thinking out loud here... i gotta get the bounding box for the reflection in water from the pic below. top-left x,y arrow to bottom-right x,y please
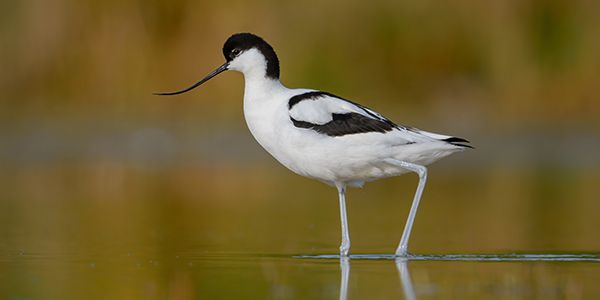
395,258 -> 417,300
3,250 -> 600,298
339,257 -> 350,300
330,253 -> 600,300
333,254 -> 600,300
330,253 -> 600,299
338,257 -> 417,300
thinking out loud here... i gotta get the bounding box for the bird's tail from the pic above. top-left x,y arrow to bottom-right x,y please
410,129 -> 473,149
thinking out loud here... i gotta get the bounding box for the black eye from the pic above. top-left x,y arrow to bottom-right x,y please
231,49 -> 241,57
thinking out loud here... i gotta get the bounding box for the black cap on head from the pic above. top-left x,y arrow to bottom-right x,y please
223,33 -> 280,79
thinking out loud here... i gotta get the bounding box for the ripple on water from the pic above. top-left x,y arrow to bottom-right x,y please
295,253 -> 600,262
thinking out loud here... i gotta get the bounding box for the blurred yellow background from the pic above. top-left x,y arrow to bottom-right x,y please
1,0 -> 600,298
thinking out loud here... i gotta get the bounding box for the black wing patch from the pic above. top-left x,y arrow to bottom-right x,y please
291,112 -> 394,137
289,91 -> 400,137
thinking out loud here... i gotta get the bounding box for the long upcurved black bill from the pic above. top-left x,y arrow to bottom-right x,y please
154,62 -> 229,96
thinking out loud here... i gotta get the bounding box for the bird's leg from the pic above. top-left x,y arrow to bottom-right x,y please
384,159 -> 428,257
336,183 -> 351,257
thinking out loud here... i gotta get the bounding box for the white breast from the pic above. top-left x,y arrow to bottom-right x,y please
242,79 -> 302,169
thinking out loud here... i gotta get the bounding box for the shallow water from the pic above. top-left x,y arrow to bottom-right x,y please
1,164 -> 600,299
2,250 -> 600,299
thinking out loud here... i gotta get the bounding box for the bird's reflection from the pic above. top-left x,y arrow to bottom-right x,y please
337,256 -> 416,300
339,257 -> 350,300
395,258 -> 417,300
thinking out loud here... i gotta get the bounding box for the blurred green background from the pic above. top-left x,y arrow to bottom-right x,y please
1,0 -> 600,299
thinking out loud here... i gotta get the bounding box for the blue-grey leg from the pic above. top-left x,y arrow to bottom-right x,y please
336,183 -> 351,257
395,258 -> 416,300
384,159 -> 428,257
339,256 -> 350,300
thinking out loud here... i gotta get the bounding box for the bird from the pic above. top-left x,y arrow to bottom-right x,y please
155,32 -> 471,257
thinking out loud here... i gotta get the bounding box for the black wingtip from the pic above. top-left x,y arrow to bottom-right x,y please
443,137 -> 474,149
454,143 -> 475,149
444,137 -> 470,144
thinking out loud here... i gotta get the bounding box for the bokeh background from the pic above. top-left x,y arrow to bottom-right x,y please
1,0 -> 600,298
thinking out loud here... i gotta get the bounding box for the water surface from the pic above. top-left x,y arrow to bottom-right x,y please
2,249 -> 600,299
1,165 -> 599,299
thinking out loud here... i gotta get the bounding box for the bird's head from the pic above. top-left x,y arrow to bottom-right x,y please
223,33 -> 279,79
155,33 -> 279,96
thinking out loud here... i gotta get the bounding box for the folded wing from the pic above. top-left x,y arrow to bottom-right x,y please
287,90 -> 472,148
288,91 -> 400,137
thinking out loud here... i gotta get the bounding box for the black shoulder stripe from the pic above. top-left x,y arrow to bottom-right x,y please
291,112 -> 394,137
289,91 -> 330,109
289,91 -> 364,110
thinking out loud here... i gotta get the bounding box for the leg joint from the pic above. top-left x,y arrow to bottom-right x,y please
415,166 -> 427,180
384,159 -> 427,178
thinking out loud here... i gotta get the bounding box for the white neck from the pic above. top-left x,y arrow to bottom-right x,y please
243,75 -> 285,99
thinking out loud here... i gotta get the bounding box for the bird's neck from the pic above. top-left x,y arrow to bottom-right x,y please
242,72 -> 286,99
